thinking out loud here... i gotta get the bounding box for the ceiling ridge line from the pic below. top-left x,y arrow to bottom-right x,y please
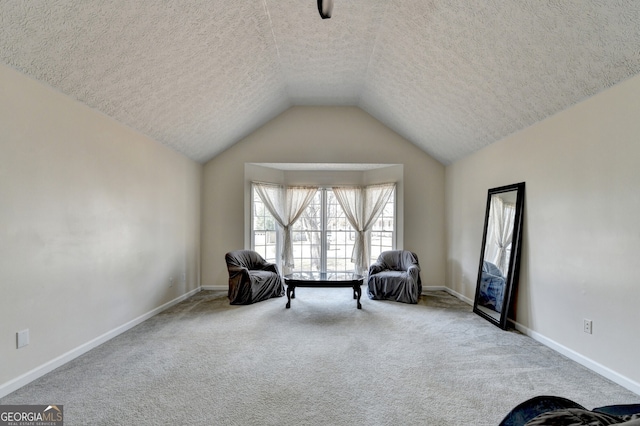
261,0 -> 294,101
359,0 -> 396,104
261,0 -> 281,61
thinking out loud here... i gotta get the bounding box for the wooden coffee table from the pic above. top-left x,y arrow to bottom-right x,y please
284,271 -> 365,309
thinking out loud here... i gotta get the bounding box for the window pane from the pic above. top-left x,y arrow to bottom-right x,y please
294,192 -> 322,271
252,185 -> 395,273
252,187 -> 277,263
327,190 -> 356,273
370,191 -> 394,263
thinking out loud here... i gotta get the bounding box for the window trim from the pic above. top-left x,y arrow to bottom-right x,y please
244,162 -> 404,263
250,182 -> 397,273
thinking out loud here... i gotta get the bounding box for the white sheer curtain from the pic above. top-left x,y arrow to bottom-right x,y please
488,196 -> 516,274
253,182 -> 318,275
332,183 -> 395,275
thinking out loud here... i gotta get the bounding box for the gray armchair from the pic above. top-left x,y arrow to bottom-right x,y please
367,250 -> 422,304
225,250 -> 284,305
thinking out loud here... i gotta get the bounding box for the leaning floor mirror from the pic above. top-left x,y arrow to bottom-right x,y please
473,182 -> 525,329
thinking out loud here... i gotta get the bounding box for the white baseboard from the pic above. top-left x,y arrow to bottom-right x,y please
512,322 -> 640,396
201,285 -> 227,291
0,287 -> 201,399
441,287 -> 474,305
423,285 -> 474,306
428,286 -> 639,395
422,285 -> 447,293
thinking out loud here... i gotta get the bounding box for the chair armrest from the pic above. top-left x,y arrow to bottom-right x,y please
368,262 -> 385,275
261,262 -> 280,275
407,265 -> 420,281
227,266 -> 249,279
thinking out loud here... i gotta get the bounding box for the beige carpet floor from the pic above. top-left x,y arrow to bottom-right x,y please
1,289 -> 638,425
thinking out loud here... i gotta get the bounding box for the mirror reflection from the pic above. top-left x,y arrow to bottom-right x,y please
477,191 -> 517,319
474,183 -> 525,329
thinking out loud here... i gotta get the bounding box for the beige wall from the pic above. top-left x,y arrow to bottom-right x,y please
202,106 -> 445,289
5,55 -> 636,398
0,64 -> 202,393
445,74 -> 640,392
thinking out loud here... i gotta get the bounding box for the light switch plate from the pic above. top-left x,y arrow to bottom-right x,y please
17,329 -> 29,348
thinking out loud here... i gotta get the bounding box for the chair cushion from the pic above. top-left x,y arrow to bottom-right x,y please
375,271 -> 406,279
367,270 -> 419,304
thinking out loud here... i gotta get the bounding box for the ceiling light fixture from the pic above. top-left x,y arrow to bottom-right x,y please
317,0 -> 333,19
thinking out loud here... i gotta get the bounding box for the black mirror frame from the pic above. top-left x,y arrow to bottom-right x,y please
473,182 -> 525,329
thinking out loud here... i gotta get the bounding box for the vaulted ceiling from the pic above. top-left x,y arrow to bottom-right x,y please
2,1 -> 640,165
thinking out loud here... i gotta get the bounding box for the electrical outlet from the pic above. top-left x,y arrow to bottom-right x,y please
169,276 -> 174,287
583,319 -> 592,334
17,329 -> 29,348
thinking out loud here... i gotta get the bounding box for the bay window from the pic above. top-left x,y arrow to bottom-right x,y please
251,183 -> 395,275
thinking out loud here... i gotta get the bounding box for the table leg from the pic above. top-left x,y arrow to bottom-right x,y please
286,285 -> 294,308
354,284 -> 362,309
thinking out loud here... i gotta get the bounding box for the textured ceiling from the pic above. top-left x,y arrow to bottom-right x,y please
1,1 -> 640,165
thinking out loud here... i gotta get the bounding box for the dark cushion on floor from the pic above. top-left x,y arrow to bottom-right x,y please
499,396 -> 586,426
524,408 -> 622,425
500,396 -> 640,426
593,405 -> 640,419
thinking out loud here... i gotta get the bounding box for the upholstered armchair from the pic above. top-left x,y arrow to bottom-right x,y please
225,250 -> 284,305
367,250 -> 422,304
